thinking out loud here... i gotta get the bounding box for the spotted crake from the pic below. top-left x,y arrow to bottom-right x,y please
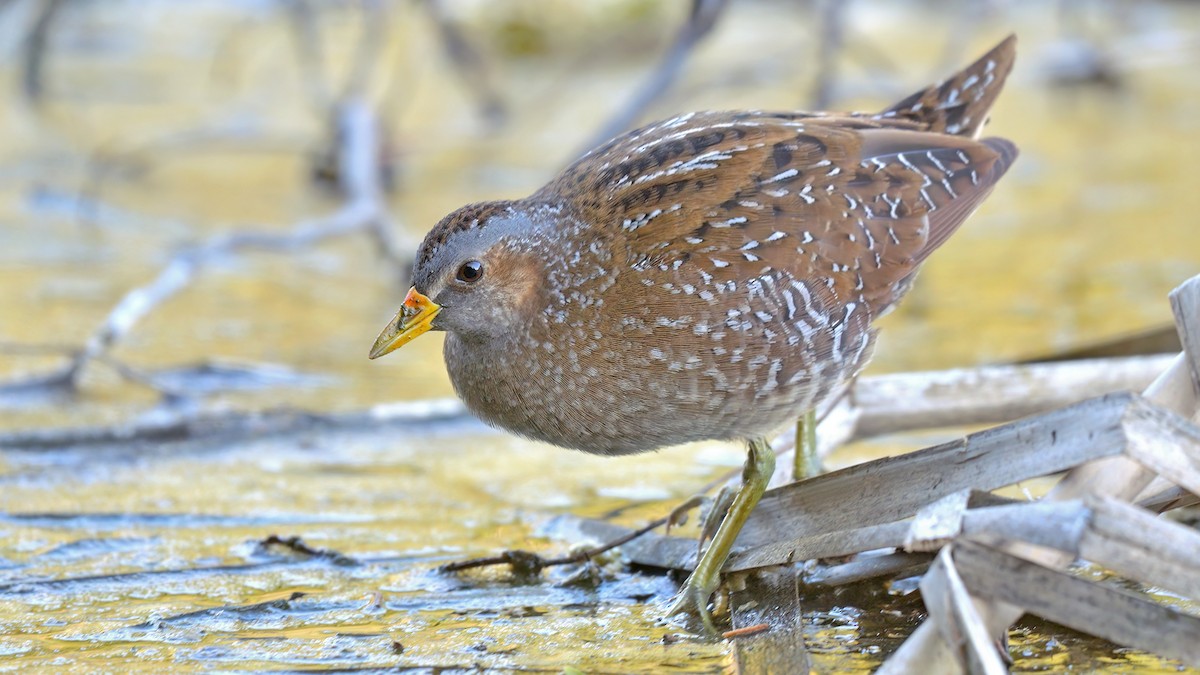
371,34 -> 1019,632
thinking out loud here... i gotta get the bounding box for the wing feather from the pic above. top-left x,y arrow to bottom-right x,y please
544,113 -> 1016,321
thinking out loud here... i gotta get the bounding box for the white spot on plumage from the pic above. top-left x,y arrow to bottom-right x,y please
927,150 -> 949,173
765,168 -> 798,183
920,188 -> 935,209
798,184 -> 815,204
883,194 -> 900,218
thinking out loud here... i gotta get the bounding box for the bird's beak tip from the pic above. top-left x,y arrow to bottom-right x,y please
368,287 -> 440,360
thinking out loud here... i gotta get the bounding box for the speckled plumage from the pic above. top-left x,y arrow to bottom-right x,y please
409,36 -> 1018,456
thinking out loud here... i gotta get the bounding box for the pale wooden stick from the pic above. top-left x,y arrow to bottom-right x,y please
881,275 -> 1200,674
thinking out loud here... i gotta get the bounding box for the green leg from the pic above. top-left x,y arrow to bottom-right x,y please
793,409 -> 819,482
666,437 -> 776,634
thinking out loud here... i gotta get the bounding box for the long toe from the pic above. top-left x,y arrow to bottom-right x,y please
665,572 -> 719,635
665,494 -> 705,534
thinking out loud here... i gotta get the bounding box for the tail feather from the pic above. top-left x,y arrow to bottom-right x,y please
877,34 -> 1017,139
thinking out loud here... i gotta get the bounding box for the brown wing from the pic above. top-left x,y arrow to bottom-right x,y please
540,111 -> 1016,321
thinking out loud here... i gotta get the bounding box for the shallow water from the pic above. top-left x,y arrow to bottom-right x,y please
1,1 -> 1199,672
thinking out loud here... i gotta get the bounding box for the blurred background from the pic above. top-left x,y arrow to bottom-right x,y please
0,0 -> 1198,671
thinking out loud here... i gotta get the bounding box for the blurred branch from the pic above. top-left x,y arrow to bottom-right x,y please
20,0 -> 66,102
578,0 -> 729,155
419,0 -> 507,128
809,0 -> 846,109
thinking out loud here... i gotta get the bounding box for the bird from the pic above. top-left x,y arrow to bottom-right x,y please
370,35 -> 1018,633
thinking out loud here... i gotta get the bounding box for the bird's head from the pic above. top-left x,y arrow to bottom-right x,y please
369,201 -> 548,358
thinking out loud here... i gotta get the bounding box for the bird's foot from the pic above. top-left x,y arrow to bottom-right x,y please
665,567 -> 721,635
664,437 -> 776,637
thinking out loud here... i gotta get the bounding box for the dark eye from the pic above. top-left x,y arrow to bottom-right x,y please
456,260 -> 484,283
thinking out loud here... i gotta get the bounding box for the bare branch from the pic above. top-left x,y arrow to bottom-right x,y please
809,0 -> 846,109
420,0 -> 507,128
20,0 -> 66,102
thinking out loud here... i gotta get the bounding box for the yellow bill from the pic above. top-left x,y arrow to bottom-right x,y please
369,287 -> 441,359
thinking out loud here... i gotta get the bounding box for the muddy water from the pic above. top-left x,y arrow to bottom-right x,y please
1,1 -> 1199,672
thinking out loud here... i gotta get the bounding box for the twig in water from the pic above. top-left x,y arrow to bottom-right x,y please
440,516 -> 669,575
259,534 -> 359,567
723,623 -> 770,639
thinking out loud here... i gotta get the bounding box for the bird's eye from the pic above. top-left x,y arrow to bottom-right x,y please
456,260 -> 484,283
